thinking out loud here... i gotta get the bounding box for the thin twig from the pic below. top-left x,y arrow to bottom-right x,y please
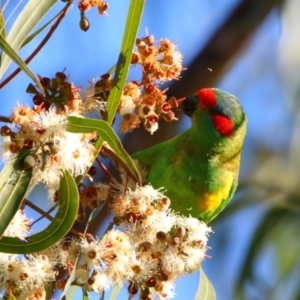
0,115 -> 12,123
24,198 -> 84,238
101,144 -> 141,184
96,157 -> 113,181
0,0 -> 73,89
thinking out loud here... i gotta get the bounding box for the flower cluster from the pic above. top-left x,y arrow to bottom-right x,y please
0,72 -> 105,199
0,210 -> 65,299
78,0 -> 109,15
0,252 -> 58,300
66,185 -> 211,299
0,185 -> 210,299
118,36 -> 183,134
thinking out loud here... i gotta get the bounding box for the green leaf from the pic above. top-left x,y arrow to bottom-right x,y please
0,9 -> 6,38
0,0 -> 57,79
83,289 -> 90,300
0,148 -> 34,238
21,8 -> 62,48
61,285 -> 78,300
195,266 -> 216,300
67,116 -> 141,182
0,170 -> 79,253
109,285 -> 122,300
104,0 -> 145,125
0,34 -> 44,92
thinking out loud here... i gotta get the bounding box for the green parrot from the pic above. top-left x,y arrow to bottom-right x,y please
132,88 -> 247,223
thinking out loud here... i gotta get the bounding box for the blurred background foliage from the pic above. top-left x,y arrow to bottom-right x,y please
1,0 -> 300,299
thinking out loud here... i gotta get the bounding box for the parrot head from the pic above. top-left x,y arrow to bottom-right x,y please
180,88 -> 246,141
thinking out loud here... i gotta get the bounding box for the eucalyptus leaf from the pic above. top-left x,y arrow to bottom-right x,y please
0,148 -> 34,239
109,285 -> 122,300
83,289 -> 90,300
67,116 -> 141,182
104,0 -> 145,125
194,266 -> 216,300
0,9 -> 5,38
0,34 -> 44,92
21,8 -> 63,48
0,170 -> 79,253
0,0 -> 57,78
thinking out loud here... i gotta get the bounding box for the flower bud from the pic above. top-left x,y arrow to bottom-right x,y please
80,12 -> 90,32
174,226 -> 186,238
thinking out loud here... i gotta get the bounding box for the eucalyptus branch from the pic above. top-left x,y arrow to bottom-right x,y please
0,115 -> 12,123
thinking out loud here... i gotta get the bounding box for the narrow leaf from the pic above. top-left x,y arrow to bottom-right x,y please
0,0 -> 57,78
21,9 -> 62,48
67,116 -> 141,182
195,266 -> 216,300
0,34 -> 44,92
0,170 -> 79,253
109,285 -> 122,300
104,0 -> 145,125
0,9 -> 6,38
83,289 -> 90,300
0,148 -> 34,238
61,286 -> 79,300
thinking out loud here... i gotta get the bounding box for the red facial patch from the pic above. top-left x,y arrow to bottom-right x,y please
212,114 -> 233,137
197,88 -> 216,108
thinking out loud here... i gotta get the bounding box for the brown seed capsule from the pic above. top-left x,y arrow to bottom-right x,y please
1,126 -> 11,136
40,77 -> 51,88
23,139 -> 34,149
26,83 -> 39,94
163,110 -> 177,122
145,84 -> 156,94
127,212 -> 137,223
55,72 -> 67,83
167,96 -> 179,108
80,12 -> 90,32
87,276 -> 95,285
144,35 -> 154,46
131,53 -> 139,64
53,191 -> 60,202
145,276 -> 156,287
55,279 -> 67,290
156,231 -> 167,241
138,241 -> 152,252
128,281 -> 138,295
88,166 -> 97,176
33,94 -> 44,105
